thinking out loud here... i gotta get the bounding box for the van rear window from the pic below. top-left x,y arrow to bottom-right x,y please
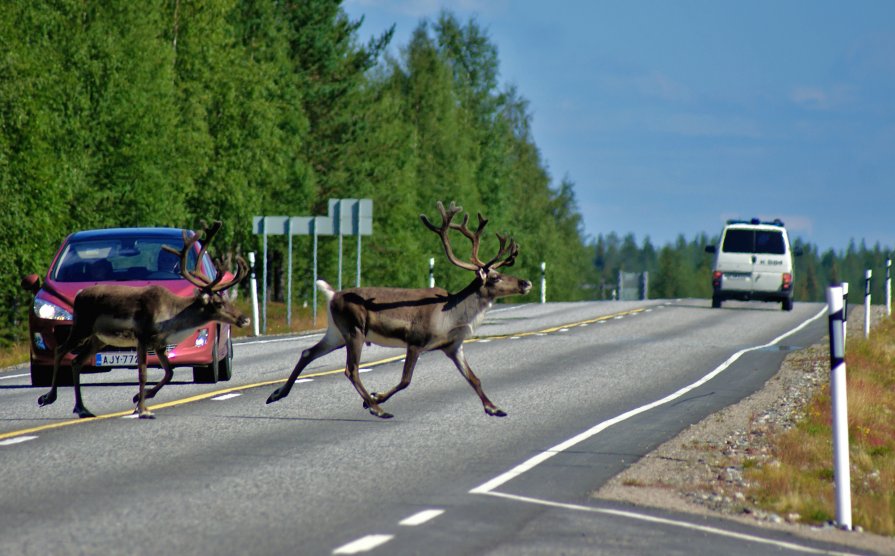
722,229 -> 785,255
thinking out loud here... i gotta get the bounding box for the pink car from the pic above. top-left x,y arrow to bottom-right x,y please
21,227 -> 238,386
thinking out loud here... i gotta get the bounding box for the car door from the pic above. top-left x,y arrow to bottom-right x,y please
719,228 -> 756,292
751,229 -> 787,293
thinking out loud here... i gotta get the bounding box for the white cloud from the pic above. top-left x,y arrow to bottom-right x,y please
789,85 -> 853,110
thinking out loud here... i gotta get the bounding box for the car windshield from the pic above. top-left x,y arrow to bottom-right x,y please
51,237 -> 199,282
722,229 -> 786,255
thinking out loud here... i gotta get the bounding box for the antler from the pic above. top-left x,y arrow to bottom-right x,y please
164,221 -> 248,293
420,201 -> 519,272
420,202 -> 480,272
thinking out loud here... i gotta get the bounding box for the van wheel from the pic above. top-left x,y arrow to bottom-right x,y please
782,298 -> 793,311
711,296 -> 722,309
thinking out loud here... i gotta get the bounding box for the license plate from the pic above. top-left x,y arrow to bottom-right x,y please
724,273 -> 750,281
95,352 -> 138,367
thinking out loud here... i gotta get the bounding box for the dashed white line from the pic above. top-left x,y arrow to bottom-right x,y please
0,436 -> 37,446
332,534 -> 394,554
399,509 -> 444,526
212,393 -> 242,401
0,373 -> 29,381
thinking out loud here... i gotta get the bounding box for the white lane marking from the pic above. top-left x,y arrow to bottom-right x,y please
484,491 -> 858,556
296,378 -> 314,384
399,509 -> 444,526
121,414 -> 140,419
0,373 -> 29,381
332,534 -> 394,554
0,436 -> 38,446
212,393 -> 241,401
359,368 -> 374,373
470,306 -> 827,495
559,328 -> 569,332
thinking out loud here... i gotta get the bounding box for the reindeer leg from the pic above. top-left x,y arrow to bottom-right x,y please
344,332 -> 392,419
368,347 -> 421,406
444,343 -> 506,417
137,348 -> 174,402
38,329 -> 91,408
72,341 -> 101,418
37,348 -> 65,408
135,348 -> 154,419
267,331 -> 344,404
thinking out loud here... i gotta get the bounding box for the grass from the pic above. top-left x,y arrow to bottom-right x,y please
745,314 -> 895,535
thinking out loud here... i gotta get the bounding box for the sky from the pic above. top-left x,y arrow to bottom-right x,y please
342,0 -> 895,253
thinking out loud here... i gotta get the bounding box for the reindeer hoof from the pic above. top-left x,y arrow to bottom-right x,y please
138,412 -> 155,420
266,388 -> 285,404
75,408 -> 96,419
367,405 -> 393,419
486,407 -> 507,417
37,393 -> 56,407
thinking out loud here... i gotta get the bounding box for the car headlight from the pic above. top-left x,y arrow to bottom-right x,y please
34,298 -> 73,321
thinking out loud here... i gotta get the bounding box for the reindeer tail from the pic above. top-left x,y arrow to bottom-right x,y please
316,280 -> 336,302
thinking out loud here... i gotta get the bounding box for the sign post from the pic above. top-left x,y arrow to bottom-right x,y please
253,199 -> 372,332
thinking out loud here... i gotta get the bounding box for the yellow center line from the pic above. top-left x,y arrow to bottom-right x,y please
0,306 -> 648,442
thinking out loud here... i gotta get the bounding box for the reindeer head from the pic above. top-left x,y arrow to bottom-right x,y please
165,221 -> 251,328
420,201 -> 532,299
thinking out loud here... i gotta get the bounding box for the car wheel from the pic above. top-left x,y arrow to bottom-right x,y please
711,296 -> 722,309
217,331 -> 233,382
782,298 -> 794,311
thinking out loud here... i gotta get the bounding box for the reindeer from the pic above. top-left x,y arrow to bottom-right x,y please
37,221 -> 250,419
267,201 -> 532,418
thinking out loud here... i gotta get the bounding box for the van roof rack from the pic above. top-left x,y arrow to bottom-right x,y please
726,218 -> 785,227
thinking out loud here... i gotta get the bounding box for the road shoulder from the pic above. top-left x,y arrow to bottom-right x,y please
594,305 -> 895,555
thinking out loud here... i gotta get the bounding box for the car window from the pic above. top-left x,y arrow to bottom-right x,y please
721,229 -> 786,255
721,229 -> 754,253
52,237 -> 198,282
754,230 -> 785,255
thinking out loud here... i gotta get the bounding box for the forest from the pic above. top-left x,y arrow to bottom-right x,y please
0,1 -> 890,345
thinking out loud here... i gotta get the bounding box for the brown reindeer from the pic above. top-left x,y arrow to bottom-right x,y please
266,201 -> 532,418
37,221 -> 250,419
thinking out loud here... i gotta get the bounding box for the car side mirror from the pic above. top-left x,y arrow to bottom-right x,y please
704,245 -> 716,254
21,274 -> 41,294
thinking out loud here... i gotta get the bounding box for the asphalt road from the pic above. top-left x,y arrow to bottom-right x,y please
0,299 -> 867,555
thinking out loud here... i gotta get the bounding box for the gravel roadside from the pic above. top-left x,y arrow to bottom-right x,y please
594,304 -> 895,555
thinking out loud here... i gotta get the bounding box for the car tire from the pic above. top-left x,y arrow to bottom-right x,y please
782,298 -> 794,311
217,333 -> 233,382
711,296 -> 722,309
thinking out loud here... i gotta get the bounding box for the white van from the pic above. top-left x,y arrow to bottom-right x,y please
705,219 -> 800,311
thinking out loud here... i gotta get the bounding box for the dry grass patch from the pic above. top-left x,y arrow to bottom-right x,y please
745,316 -> 895,535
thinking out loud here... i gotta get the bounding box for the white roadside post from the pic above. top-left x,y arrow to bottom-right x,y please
248,252 -> 261,337
540,262 -> 547,304
826,286 -> 852,530
864,269 -> 872,338
428,257 -> 435,288
841,282 -> 848,351
886,258 -> 892,316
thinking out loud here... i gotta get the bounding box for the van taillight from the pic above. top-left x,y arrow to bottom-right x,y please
712,271 -> 722,287
782,273 -> 792,289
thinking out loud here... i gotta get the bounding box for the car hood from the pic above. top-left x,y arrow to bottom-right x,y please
41,279 -> 197,309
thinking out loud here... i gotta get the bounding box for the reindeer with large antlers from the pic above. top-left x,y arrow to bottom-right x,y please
267,201 -> 532,418
37,221 -> 250,419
